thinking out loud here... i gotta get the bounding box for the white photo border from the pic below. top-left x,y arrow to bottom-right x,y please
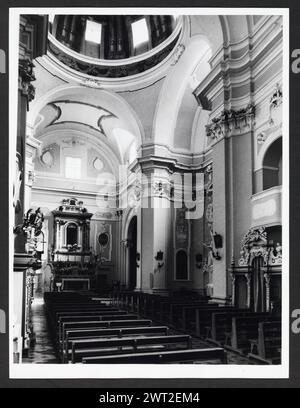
9,7 -> 289,379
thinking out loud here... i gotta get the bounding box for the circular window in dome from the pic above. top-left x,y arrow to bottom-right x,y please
41,150 -> 54,167
93,157 -> 104,171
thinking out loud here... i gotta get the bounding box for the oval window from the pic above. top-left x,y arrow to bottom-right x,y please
93,158 -> 104,171
41,150 -> 54,166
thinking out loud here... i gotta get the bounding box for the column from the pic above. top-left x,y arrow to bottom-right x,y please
264,273 -> 271,312
245,273 -> 252,309
139,162 -> 173,295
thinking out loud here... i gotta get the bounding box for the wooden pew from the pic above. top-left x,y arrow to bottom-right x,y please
70,334 -> 192,363
207,310 -> 255,345
248,321 -> 281,364
55,310 -> 127,319
226,315 -> 280,355
169,302 -> 210,327
82,347 -> 228,364
182,306 -> 224,337
62,326 -> 170,362
59,319 -> 153,346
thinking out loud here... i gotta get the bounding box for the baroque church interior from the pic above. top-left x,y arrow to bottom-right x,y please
13,13 -> 283,365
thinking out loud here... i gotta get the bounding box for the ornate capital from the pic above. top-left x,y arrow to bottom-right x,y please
238,227 -> 268,266
206,103 -> 255,142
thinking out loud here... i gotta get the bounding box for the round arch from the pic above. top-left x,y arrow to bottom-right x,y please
28,84 -> 145,147
256,130 -> 283,171
152,35 -> 212,150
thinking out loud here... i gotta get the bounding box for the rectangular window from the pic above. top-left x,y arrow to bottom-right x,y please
85,20 -> 102,44
131,18 -> 149,48
65,157 -> 81,179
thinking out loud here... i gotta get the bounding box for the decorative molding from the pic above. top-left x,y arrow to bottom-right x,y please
171,44 -> 185,65
18,59 -> 36,105
257,132 -> 267,145
206,103 -> 255,142
269,83 -> 282,125
81,78 -> 102,88
152,179 -> 173,198
48,32 -> 181,79
238,227 -> 268,266
238,226 -> 282,267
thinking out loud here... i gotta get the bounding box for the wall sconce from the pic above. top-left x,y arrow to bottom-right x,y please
155,250 -> 164,269
213,233 -> 223,249
56,282 -> 62,292
195,253 -> 203,269
136,252 -> 140,268
212,233 -> 222,260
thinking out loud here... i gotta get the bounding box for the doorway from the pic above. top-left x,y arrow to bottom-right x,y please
127,216 -> 137,290
252,256 -> 265,312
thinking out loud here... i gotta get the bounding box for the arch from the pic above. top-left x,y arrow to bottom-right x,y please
28,84 -> 145,147
152,35 -> 212,150
66,222 -> 78,246
127,215 -> 137,290
35,127 -> 121,176
262,137 -> 282,190
175,249 -> 188,280
256,130 -> 282,171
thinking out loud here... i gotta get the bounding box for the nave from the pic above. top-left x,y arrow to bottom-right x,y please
22,290 -> 280,365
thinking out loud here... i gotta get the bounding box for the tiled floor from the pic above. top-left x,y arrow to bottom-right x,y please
22,295 -> 58,364
23,295 -> 251,365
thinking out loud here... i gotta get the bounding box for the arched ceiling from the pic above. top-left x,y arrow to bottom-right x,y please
28,14 -> 263,165
30,84 -> 144,166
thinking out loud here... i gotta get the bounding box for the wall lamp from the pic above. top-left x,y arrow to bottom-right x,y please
136,252 -> 140,268
212,233 -> 222,260
155,250 -> 164,269
195,253 -> 203,269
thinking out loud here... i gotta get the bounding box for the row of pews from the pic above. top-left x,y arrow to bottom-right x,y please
110,291 -> 282,365
44,291 -> 227,364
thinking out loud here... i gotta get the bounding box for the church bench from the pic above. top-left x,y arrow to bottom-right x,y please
207,311 -> 270,345
50,303 -> 114,309
226,315 -> 280,354
55,310 -> 127,319
62,326 -> 170,362
70,334 -> 192,363
57,314 -> 138,327
57,314 -> 139,339
50,307 -> 114,314
82,347 -> 228,364
248,321 -> 281,364
170,303 -> 219,329
139,299 -> 208,323
59,319 -> 153,346
182,306 -> 224,336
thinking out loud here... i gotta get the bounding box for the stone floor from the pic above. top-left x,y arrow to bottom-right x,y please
22,296 -> 58,364
22,295 -> 251,365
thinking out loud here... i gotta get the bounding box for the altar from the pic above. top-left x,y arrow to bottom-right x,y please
61,278 -> 90,291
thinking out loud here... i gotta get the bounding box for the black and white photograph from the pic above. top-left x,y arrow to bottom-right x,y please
9,7 -> 289,380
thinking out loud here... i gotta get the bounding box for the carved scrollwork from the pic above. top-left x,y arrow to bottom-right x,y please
19,58 -> 36,104
238,227 -> 268,266
206,103 -> 256,142
269,83 -> 282,125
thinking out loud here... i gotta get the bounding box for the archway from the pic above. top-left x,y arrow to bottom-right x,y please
127,216 -> 137,290
262,137 -> 282,190
251,256 -> 265,312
